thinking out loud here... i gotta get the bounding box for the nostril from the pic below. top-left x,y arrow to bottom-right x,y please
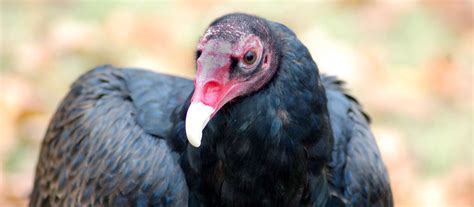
204,81 -> 221,94
203,81 -> 222,104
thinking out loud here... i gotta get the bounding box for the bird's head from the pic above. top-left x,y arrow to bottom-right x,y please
186,13 -> 279,147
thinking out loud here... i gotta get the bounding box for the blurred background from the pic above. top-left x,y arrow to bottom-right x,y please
0,0 -> 472,206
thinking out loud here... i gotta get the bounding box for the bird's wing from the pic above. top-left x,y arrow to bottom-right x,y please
30,65 -> 194,206
322,75 -> 393,207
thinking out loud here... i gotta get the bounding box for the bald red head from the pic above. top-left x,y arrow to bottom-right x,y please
186,13 -> 279,147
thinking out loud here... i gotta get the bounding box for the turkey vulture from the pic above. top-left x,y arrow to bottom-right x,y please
30,13 -> 393,206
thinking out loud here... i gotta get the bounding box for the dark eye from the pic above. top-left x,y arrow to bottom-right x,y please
243,50 -> 257,65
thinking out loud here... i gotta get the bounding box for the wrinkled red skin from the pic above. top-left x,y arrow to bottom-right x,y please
192,34 -> 272,117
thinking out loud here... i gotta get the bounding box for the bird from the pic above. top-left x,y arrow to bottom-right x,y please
30,13 -> 393,207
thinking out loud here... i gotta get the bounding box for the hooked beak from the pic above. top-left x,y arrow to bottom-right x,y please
185,102 -> 214,147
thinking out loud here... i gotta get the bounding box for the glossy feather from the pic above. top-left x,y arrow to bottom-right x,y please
30,65 -> 191,206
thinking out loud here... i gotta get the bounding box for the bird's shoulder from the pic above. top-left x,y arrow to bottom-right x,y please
321,75 -> 393,206
31,65 -> 191,206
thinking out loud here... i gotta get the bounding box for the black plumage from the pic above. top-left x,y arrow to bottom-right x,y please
30,13 -> 392,207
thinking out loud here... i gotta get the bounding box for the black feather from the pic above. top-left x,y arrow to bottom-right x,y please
30,65 -> 191,206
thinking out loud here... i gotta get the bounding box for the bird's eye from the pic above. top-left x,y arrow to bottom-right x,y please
243,50 -> 257,65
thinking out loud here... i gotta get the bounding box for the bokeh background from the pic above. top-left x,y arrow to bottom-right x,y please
0,0 -> 472,206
